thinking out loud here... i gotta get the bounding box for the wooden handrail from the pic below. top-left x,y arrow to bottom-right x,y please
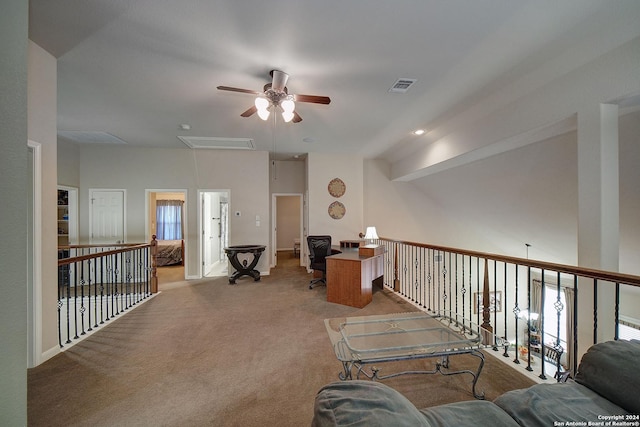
379,237 -> 640,287
58,243 -> 151,266
58,237 -> 158,293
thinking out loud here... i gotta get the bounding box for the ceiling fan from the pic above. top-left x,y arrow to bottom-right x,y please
217,70 -> 330,123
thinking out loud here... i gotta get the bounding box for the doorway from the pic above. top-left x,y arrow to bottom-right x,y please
271,193 -> 303,267
146,190 -> 187,280
199,190 -> 230,277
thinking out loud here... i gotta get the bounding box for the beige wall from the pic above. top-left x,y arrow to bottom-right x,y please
1,0 -> 28,422
307,153 -> 363,244
270,160 -> 305,193
276,196 -> 301,250
75,146 -> 270,277
28,42 -> 60,363
57,139 -> 80,187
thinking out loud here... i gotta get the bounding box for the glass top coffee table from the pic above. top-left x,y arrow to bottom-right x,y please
324,311 -> 486,399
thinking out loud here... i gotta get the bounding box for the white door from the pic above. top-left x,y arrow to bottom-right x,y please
199,190 -> 229,277
202,192 -> 214,274
90,190 -> 125,244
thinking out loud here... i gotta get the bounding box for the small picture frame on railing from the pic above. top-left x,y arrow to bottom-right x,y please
474,291 -> 502,313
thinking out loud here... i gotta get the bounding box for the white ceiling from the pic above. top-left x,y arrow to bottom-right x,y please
28,0 -> 640,161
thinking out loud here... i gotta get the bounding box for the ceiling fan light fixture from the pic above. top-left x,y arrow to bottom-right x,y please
255,96 -> 271,120
282,111 -> 294,122
257,108 -> 270,121
255,97 -> 269,110
281,99 -> 295,113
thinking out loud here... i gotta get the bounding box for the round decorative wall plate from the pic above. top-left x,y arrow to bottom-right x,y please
328,201 -> 346,220
328,178 -> 346,198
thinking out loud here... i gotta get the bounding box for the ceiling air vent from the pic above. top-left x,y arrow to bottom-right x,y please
58,130 -> 127,144
178,136 -> 255,150
389,78 -> 417,93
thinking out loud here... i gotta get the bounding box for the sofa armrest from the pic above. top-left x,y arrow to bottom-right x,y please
312,381 -> 431,427
574,339 -> 640,414
421,400 -> 520,427
494,381 -> 629,426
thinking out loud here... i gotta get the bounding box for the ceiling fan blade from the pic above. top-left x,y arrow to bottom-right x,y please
240,106 -> 257,117
217,86 -> 262,95
270,70 -> 289,93
293,94 -> 331,105
292,111 -> 303,123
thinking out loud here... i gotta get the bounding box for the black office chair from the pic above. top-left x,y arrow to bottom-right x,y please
307,235 -> 332,289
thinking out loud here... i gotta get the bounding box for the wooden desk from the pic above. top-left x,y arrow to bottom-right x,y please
340,239 -> 364,248
326,251 -> 384,308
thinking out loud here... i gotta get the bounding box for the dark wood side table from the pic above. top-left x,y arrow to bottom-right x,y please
224,245 -> 266,284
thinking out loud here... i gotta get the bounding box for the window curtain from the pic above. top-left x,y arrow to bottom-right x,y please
530,279 -> 543,330
156,200 -> 183,240
564,286 -> 575,375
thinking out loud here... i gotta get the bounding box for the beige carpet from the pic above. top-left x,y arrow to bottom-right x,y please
28,251 -> 534,426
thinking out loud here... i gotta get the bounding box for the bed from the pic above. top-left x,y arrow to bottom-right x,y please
156,239 -> 184,266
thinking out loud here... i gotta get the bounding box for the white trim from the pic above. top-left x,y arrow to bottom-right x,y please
41,345 -> 60,363
27,140 -> 42,367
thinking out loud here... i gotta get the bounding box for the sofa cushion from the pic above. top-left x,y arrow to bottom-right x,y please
494,381 -> 629,427
420,400 -> 520,427
312,381 -> 431,427
312,381 -> 519,427
574,339 -> 640,414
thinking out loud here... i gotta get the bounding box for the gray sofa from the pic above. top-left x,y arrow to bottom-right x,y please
312,340 -> 640,427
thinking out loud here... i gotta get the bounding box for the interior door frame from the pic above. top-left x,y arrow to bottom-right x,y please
145,189 -> 188,278
197,189 -> 230,279
271,193 -> 304,267
27,140 -> 42,368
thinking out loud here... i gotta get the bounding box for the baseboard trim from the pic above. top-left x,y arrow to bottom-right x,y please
40,345 -> 60,365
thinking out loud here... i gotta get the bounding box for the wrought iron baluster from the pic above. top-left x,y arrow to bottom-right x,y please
502,262 -> 509,357
614,282 -> 620,340
526,266 -> 533,372
593,279 -> 598,345
492,260 -> 498,352
513,264 -> 520,364
553,271 -> 564,380
539,270 -> 547,380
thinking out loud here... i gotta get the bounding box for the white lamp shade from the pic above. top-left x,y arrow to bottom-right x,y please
282,111 -> 294,122
281,99 -> 295,113
364,226 -> 378,240
257,109 -> 270,121
255,97 -> 269,110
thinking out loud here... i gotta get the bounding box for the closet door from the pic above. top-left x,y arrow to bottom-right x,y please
90,189 -> 125,244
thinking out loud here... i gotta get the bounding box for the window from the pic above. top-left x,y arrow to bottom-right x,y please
542,285 -> 567,349
156,200 -> 183,240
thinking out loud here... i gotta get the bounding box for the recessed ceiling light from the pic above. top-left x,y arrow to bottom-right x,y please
180,124 -> 191,130
413,129 -> 425,135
